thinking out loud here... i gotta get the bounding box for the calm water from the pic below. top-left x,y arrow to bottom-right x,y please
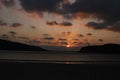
0,51 -> 120,64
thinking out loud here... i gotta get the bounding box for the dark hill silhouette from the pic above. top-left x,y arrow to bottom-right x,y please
80,44 -> 120,53
0,39 -> 46,51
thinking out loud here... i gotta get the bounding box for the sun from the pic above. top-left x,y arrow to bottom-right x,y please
66,45 -> 70,48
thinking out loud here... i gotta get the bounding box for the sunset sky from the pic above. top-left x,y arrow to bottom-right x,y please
0,0 -> 120,51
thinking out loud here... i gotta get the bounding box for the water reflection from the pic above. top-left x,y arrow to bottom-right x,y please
66,62 -> 69,64
0,51 -> 120,64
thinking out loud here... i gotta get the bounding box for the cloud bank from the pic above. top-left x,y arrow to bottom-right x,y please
1,0 -> 120,32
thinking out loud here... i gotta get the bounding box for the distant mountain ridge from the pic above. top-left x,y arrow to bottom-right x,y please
0,39 -> 46,51
80,44 -> 120,53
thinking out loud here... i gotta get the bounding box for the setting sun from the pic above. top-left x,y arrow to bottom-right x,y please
67,45 -> 70,48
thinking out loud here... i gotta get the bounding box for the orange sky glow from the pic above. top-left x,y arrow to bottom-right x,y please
0,0 -> 120,51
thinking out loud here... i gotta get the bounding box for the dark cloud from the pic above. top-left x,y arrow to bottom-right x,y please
9,31 -> 17,38
60,21 -> 72,26
9,31 -> 17,34
72,42 -> 83,45
43,34 -> 50,36
87,33 -> 92,36
46,21 -> 58,26
98,39 -> 103,42
43,42 -> 57,45
78,34 -> 84,37
67,32 -> 71,35
46,21 -> 72,27
72,39 -> 79,41
0,20 -> 8,26
72,42 -> 78,44
10,23 -> 23,28
86,22 -> 108,30
19,0 -> 120,32
44,42 -> 52,45
1,0 -> 15,7
60,42 -> 68,45
86,21 -> 120,32
59,38 -> 67,41
43,37 -> 54,40
30,26 -> 36,29
67,0 -> 120,20
20,0 -> 64,13
19,0 -> 73,19
65,0 -> 120,32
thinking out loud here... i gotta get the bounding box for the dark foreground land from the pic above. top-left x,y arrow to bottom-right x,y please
0,39 -> 46,51
0,63 -> 120,80
80,44 -> 120,53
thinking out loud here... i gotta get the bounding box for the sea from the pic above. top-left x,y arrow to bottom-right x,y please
0,50 -> 120,64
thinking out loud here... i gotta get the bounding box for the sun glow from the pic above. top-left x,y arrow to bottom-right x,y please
66,45 -> 70,48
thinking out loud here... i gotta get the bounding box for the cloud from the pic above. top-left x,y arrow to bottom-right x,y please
9,31 -> 17,34
9,31 -> 17,38
67,32 -> 71,35
0,20 -> 8,26
60,42 -> 68,45
7,0 -> 120,32
86,21 -> 120,32
59,38 -> 67,41
43,34 -> 50,36
46,21 -> 58,26
66,0 -> 120,19
44,42 -> 57,45
86,22 -> 107,30
18,0 -> 120,19
60,21 -> 72,26
19,0 -> 64,13
87,33 -> 92,36
19,0 -> 74,19
98,39 -> 103,42
46,21 -> 72,27
10,23 -> 23,27
72,41 -> 83,45
68,0 -> 120,32
78,34 -> 84,37
43,37 -> 54,40
72,42 -> 78,44
61,31 -> 72,36
44,42 -> 52,45
72,39 -> 79,41
30,26 -> 36,29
